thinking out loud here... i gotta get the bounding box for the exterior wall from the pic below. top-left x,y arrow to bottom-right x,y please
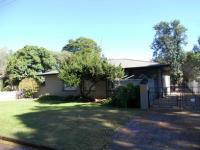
36,75 -> 80,97
36,75 -> 107,98
113,79 -> 141,88
0,91 -> 17,100
85,80 -> 107,99
162,75 -> 170,94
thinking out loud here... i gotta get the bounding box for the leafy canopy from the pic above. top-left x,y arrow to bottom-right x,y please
6,45 -> 56,85
59,37 -> 124,97
183,51 -> 200,81
62,37 -> 101,52
0,48 -> 11,75
151,20 -> 187,84
193,37 -> 200,53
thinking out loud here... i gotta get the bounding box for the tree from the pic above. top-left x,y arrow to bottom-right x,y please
59,38 -> 124,98
183,51 -> 200,81
193,37 -> 200,53
52,51 -> 71,69
0,48 -> 11,75
62,37 -> 101,52
5,45 -> 56,86
151,20 -> 187,84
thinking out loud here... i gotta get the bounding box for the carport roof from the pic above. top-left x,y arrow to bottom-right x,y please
108,59 -> 169,69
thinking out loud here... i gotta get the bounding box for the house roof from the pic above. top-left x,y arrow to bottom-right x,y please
108,59 -> 169,69
37,59 -> 169,76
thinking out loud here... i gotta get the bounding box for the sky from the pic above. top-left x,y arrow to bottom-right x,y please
0,0 -> 199,60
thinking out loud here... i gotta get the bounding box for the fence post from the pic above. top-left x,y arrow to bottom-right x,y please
140,83 -> 149,110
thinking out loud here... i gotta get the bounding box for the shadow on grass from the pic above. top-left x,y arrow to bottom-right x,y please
36,95 -> 95,105
14,103 -> 136,150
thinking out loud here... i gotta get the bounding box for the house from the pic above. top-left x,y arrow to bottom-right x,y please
36,59 -> 170,98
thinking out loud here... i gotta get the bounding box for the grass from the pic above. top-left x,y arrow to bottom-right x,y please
0,100 -> 138,150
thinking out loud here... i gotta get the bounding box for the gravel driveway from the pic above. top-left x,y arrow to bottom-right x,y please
109,109 -> 200,150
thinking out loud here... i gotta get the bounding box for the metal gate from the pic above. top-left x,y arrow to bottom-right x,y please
148,86 -> 200,110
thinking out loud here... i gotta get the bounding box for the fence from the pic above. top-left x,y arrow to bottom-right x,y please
0,91 -> 17,101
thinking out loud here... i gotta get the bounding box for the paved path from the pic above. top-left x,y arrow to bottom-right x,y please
109,109 -> 200,150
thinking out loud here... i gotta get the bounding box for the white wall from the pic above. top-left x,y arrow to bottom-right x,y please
162,75 -> 170,94
0,91 -> 17,101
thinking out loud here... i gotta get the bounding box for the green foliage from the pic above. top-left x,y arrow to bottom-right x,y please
19,78 -> 39,98
0,79 -> 3,91
0,48 -> 11,76
5,45 -> 56,86
183,51 -> 200,81
59,37 -> 124,97
62,37 -> 101,53
151,20 -> 187,84
52,51 -> 71,69
111,83 -> 140,108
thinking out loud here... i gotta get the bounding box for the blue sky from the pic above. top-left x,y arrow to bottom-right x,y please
0,0 -> 199,60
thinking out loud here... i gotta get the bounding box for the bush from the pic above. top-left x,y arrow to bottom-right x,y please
111,83 -> 140,108
38,95 -> 65,102
1,85 -> 13,91
19,78 -> 39,98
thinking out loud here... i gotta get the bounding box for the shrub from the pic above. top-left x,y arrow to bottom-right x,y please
38,95 -> 65,102
111,83 -> 140,108
1,85 -> 13,91
99,98 -> 113,106
19,78 -> 39,98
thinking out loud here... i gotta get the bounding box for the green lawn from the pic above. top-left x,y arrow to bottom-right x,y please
0,100 -> 138,150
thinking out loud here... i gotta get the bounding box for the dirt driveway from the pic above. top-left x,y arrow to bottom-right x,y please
109,109 -> 200,150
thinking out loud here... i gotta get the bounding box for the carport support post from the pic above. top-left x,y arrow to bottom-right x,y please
140,84 -> 149,110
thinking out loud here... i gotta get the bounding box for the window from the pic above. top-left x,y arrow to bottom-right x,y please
63,84 -> 77,91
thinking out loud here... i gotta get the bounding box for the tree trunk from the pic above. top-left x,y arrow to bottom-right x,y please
84,80 -> 98,98
79,80 -> 84,97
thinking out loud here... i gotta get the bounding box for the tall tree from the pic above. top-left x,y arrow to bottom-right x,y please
183,52 -> 200,81
0,48 -> 11,76
62,37 -> 101,53
193,37 -> 200,53
151,20 -> 187,84
59,38 -> 124,98
5,45 -> 56,86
